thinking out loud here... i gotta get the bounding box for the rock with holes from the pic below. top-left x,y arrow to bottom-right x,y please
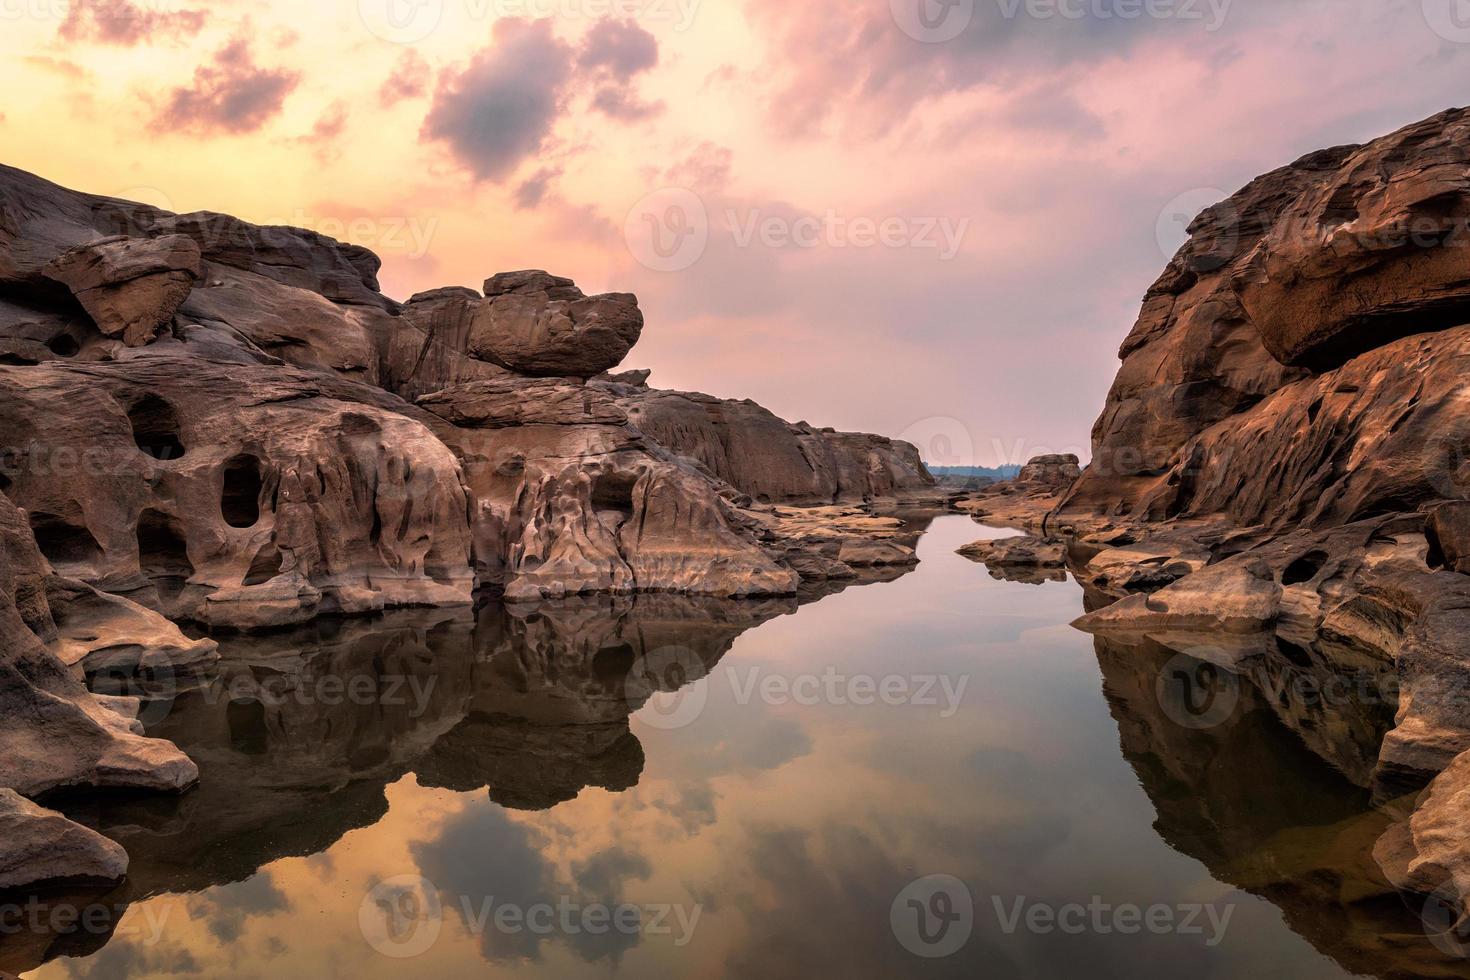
0,491 -> 198,797
1020,108 -> 1470,921
1062,108 -> 1470,530
43,234 -> 201,346
0,351 -> 475,630
419,378 -> 798,599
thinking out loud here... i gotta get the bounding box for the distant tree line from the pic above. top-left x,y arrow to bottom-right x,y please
927,465 -> 1022,480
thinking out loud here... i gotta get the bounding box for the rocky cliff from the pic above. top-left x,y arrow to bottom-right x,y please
1005,107 -> 1470,927
0,163 -> 936,888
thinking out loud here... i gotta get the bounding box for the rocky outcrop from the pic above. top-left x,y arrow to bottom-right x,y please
955,453 -> 1081,535
1232,111 -> 1470,371
0,790 -> 128,890
608,384 -> 936,504
0,160 -> 934,895
419,378 -> 799,600
0,353 -> 476,629
43,234 -> 201,346
957,535 -> 1066,585
0,491 -> 199,799
0,489 -> 200,887
1017,453 -> 1081,487
988,107 -> 1470,927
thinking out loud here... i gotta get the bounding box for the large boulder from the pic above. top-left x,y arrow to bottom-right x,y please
470,271 -> 643,378
1233,108 -> 1470,370
43,234 -> 201,346
1062,107 -> 1470,533
1017,453 -> 1082,488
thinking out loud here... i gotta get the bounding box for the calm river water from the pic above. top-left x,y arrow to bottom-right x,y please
10,515 -> 1467,979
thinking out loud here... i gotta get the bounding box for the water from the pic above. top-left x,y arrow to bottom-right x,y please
8,516 -> 1467,979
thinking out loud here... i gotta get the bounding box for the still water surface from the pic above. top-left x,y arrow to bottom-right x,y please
13,516 -> 1467,979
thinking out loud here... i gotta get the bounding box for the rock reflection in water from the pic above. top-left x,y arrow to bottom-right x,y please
11,514 -> 1470,980
1095,632 -> 1470,979
3,594 -> 797,976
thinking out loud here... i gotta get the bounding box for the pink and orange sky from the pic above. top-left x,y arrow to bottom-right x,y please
5,0 -> 1469,464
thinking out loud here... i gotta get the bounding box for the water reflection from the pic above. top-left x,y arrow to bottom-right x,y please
7,516 -> 1470,979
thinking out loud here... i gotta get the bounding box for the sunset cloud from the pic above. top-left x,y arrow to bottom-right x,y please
6,0 -> 1469,464
421,18 -> 574,182
379,49 -> 431,108
154,36 -> 300,135
579,19 -> 663,120
58,0 -> 206,46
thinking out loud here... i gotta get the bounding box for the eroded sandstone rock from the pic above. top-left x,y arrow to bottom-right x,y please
607,384 -> 937,504
1030,107 -> 1470,924
43,234 -> 201,346
1233,108 -> 1470,370
0,492 -> 198,798
0,789 -> 128,889
0,160 -> 934,836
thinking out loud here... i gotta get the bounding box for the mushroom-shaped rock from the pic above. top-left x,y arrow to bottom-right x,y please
470,270 -> 643,378
43,234 -> 201,347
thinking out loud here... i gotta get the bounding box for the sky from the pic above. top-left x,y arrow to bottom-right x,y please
3,0 -> 1469,466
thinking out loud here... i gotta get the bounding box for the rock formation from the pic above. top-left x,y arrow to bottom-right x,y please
961,107 -> 1470,928
0,162 -> 937,889
0,790 -> 129,890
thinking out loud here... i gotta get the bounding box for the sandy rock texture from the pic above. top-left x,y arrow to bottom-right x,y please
0,161 -> 935,885
956,107 -> 1470,923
